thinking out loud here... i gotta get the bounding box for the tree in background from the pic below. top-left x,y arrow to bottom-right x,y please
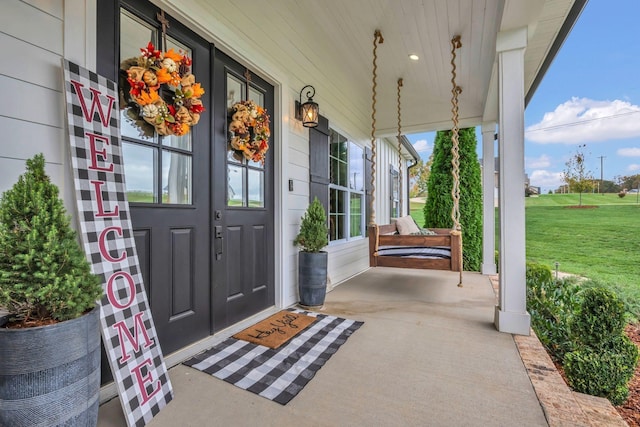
563,144 -> 594,206
423,128 -> 482,271
408,155 -> 433,198
615,174 -> 640,192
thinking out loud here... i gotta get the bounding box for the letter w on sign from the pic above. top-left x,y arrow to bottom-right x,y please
62,59 -> 173,427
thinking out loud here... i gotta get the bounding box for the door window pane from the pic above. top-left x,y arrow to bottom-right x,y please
162,151 -> 192,204
249,87 -> 264,107
227,74 -> 245,109
248,169 -> 264,207
228,164 -> 245,206
226,72 -> 266,207
120,10 -> 155,62
163,133 -> 192,151
122,142 -> 157,203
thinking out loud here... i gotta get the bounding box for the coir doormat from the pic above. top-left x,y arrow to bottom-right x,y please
232,310 -> 317,349
183,309 -> 363,405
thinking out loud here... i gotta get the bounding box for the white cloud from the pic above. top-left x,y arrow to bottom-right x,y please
529,170 -> 564,190
526,97 -> 640,144
412,139 -> 431,153
617,147 -> 640,157
628,164 -> 640,172
526,154 -> 551,169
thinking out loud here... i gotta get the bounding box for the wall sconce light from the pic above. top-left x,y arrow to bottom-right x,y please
295,85 -> 319,128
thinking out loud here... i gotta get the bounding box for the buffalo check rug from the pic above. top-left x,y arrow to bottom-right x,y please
183,309 -> 364,405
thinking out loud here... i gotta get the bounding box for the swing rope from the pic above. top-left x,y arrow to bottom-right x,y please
397,78 -> 404,216
369,30 -> 384,225
450,35 -> 463,286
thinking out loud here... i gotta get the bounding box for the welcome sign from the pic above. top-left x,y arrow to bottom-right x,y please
62,60 -> 172,427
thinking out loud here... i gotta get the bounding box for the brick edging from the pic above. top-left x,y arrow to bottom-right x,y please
514,330 -> 627,426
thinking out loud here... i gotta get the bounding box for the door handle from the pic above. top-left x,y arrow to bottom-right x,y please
215,226 -> 223,260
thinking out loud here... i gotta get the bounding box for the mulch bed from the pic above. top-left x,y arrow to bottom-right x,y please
617,323 -> 640,426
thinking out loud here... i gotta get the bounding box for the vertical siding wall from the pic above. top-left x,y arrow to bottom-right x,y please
1,0 -> 93,211
1,1 -> 67,194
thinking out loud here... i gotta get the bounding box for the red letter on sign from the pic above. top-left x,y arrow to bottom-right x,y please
69,79 -> 115,126
112,312 -> 155,364
86,132 -> 114,172
99,226 -> 126,263
131,357 -> 161,405
106,271 -> 135,309
90,180 -> 119,218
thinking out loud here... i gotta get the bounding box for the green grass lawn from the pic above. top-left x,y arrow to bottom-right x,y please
410,193 -> 640,317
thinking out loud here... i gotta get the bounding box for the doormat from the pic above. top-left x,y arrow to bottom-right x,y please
232,310 -> 317,349
183,309 -> 363,405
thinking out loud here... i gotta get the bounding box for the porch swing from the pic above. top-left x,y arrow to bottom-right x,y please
367,32 -> 463,283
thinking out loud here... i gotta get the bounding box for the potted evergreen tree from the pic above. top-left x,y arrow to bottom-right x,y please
294,197 -> 329,307
0,154 -> 103,426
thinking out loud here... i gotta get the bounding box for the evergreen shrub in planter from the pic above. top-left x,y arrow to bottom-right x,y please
294,197 -> 329,307
0,154 -> 103,426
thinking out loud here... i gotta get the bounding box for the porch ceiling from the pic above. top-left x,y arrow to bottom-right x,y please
186,0 -> 580,137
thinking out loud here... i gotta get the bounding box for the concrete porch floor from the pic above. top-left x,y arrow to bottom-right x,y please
98,268 -> 548,427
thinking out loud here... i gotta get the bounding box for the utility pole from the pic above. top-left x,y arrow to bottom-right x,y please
597,156 -> 605,194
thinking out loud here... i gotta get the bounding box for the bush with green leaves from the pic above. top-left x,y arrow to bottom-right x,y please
423,128 -> 482,271
294,197 -> 329,253
526,264 -> 581,361
564,335 -> 638,405
0,154 -> 101,324
563,287 -> 638,405
570,286 -> 626,348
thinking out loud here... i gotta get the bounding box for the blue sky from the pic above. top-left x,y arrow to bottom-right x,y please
407,0 -> 640,193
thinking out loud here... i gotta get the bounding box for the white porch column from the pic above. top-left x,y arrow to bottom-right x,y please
494,28 -> 530,335
481,122 -> 497,275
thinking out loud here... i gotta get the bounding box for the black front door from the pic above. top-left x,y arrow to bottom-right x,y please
97,0 -> 276,353
212,50 -> 275,330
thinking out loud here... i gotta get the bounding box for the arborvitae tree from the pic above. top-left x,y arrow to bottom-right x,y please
0,154 -> 101,324
423,128 -> 482,271
294,197 -> 329,253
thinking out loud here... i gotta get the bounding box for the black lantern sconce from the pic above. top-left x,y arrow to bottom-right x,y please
295,85 -> 319,128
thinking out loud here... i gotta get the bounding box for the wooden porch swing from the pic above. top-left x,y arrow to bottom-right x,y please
367,32 -> 464,285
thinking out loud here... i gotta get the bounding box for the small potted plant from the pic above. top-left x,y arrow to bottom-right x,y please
294,197 -> 329,307
0,154 -> 103,426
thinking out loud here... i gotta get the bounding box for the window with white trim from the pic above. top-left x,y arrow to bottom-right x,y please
329,129 -> 365,242
390,165 -> 399,218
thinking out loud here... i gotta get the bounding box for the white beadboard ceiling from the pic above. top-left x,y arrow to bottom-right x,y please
172,0 -> 580,137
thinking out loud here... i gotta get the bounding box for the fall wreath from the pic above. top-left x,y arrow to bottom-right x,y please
228,100 -> 270,164
121,42 -> 205,137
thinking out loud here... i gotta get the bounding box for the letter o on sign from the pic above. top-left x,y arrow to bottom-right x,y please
106,271 -> 136,309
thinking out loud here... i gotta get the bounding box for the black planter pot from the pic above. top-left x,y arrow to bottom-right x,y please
0,306 -> 101,427
298,251 -> 328,307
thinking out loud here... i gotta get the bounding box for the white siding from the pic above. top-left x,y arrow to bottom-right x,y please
0,0 -> 65,194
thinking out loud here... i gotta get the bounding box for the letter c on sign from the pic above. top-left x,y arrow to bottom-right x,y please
106,271 -> 136,309
99,226 -> 126,263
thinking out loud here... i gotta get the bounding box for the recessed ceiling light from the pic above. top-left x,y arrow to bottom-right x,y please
409,54 -> 419,61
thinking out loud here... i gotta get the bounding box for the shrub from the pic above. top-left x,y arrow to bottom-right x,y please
564,335 -> 639,405
526,272 -> 581,361
571,287 -> 626,348
0,154 -> 102,324
526,262 -> 553,284
423,128 -> 482,271
294,197 -> 329,253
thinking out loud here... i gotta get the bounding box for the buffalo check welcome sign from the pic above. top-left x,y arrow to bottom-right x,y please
62,59 -> 172,427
